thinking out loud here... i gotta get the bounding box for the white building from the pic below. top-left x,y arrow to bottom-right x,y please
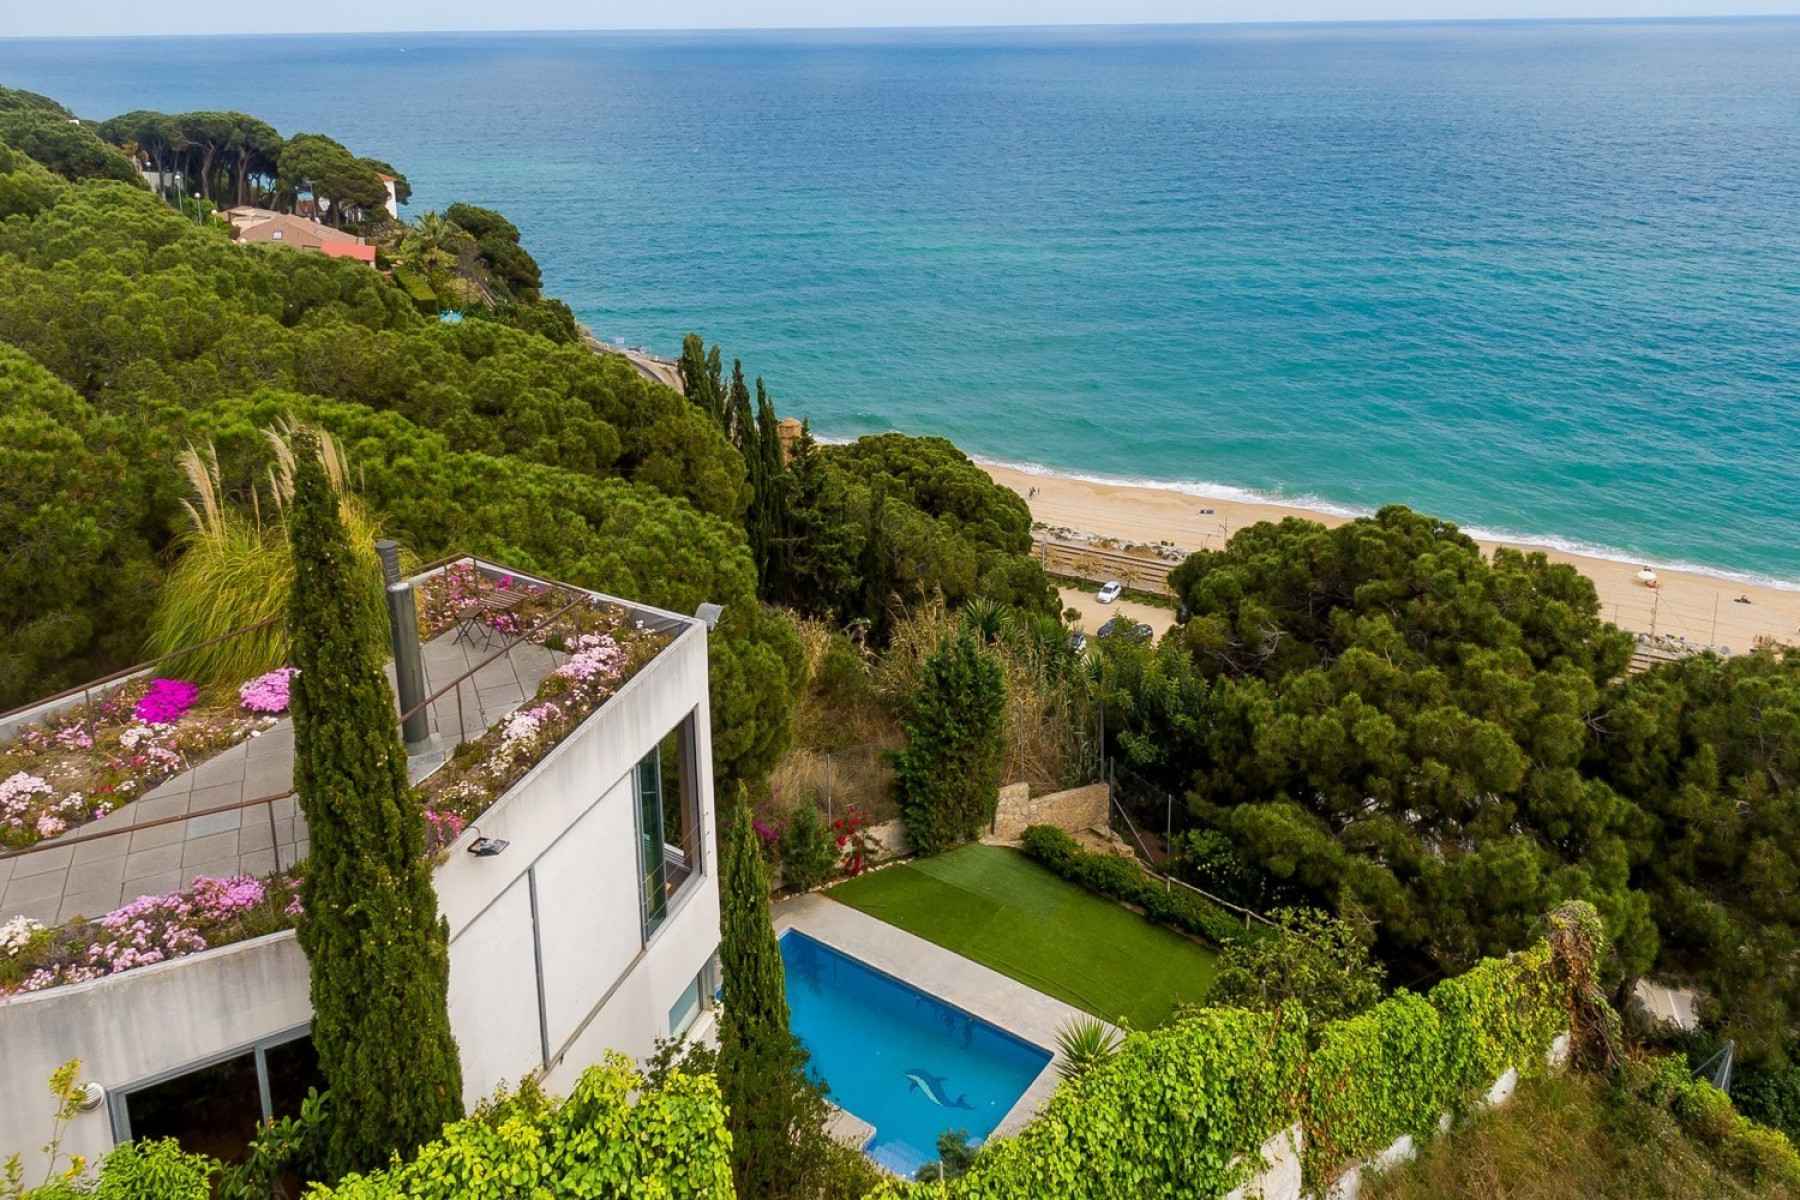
0,560 -> 720,1165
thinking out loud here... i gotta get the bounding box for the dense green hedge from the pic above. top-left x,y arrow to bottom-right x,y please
884,931 -> 1573,1198
1019,824 -> 1258,948
310,1056 -> 732,1199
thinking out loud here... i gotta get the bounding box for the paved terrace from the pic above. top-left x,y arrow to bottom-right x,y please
0,631 -> 559,927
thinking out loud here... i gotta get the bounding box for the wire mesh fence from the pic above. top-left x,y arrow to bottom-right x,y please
1105,759 -> 1276,929
767,740 -> 902,825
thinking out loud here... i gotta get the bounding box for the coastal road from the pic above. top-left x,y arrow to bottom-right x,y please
1059,587 -> 1178,642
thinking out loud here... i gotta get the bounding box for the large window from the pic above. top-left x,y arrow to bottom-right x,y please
636,713 -> 702,941
114,1029 -> 324,1163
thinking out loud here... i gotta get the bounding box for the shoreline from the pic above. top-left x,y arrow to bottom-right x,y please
980,461 -> 1800,653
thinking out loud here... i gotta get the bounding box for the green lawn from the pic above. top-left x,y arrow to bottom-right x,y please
825,843 -> 1216,1029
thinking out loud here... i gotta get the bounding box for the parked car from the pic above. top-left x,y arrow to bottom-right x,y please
1096,580 -> 1123,604
1068,632 -> 1089,655
1097,616 -> 1152,643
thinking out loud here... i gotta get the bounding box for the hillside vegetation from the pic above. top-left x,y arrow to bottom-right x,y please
1098,507 -> 1800,1067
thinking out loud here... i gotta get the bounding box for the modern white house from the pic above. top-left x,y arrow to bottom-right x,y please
0,559 -> 721,1167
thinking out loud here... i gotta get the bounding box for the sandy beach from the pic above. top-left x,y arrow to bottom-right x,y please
985,463 -> 1800,654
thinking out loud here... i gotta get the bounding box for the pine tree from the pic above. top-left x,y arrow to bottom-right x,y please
894,630 -> 1008,854
718,784 -> 820,1198
286,432 -> 463,1177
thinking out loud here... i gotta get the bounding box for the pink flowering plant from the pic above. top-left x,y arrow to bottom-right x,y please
417,600 -> 668,830
414,562 -> 549,640
239,668 -> 298,714
134,678 -> 201,725
0,675 -> 282,852
0,871 -> 303,997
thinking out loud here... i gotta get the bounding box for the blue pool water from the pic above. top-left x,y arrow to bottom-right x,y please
779,930 -> 1052,1177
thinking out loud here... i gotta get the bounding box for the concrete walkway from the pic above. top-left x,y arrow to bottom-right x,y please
0,631 -> 559,926
773,892 -> 1101,1146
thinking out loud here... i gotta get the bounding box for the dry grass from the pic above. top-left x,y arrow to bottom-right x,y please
1364,1071 -> 1793,1200
145,428 -> 397,688
768,602 -> 1092,825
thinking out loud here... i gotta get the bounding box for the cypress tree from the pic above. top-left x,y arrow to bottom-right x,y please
718,784 -> 817,1198
858,480 -> 892,642
726,359 -> 755,449
678,332 -> 725,426
286,432 -> 463,1177
747,379 -> 790,596
894,630 -> 1008,855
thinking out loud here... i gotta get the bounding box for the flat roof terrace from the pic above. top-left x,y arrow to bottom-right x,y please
0,558 -> 686,929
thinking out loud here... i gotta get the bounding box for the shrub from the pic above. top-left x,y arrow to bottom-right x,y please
778,803 -> 839,892
1018,824 -> 1254,947
894,631 -> 1006,855
309,1056 -> 732,1199
1053,1017 -> 1122,1081
1212,907 -> 1384,1027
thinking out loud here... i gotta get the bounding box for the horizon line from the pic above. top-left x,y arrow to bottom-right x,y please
6,13 -> 1800,42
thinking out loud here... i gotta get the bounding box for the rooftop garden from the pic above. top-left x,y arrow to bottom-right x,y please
0,559 -> 672,995
0,871 -> 304,997
412,567 -> 671,845
0,671 -> 291,852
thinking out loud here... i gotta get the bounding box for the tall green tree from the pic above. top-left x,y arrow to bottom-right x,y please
718,786 -> 819,1199
748,380 -> 789,596
679,333 -> 725,428
286,431 -> 463,1176
894,629 -> 1008,854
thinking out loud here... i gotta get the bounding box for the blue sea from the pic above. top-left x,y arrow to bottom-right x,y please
4,21 -> 1799,582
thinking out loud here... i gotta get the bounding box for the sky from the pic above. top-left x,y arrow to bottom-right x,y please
2,1 -> 1799,39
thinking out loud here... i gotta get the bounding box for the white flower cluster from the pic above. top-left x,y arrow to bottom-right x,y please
0,915 -> 45,957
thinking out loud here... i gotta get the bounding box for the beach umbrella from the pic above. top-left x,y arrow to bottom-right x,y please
1637,568 -> 1658,584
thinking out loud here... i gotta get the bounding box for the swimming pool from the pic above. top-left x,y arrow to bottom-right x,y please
779,929 -> 1053,1178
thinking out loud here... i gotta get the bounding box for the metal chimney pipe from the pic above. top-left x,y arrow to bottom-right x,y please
387,581 -> 430,748
374,539 -> 401,586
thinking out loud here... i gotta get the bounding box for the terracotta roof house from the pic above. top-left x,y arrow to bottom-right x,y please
224,208 -> 376,265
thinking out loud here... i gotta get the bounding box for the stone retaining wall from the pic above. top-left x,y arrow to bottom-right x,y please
992,782 -> 1109,841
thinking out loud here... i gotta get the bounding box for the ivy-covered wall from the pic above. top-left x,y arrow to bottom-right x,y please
885,941 -> 1569,1198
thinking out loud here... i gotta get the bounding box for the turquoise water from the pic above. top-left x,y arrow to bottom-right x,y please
780,930 -> 1051,1177
4,21 -> 1800,581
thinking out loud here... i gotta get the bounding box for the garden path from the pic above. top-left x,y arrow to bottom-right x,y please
0,632 -> 559,926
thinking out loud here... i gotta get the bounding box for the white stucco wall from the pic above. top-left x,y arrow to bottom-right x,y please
0,609 -> 719,1162
0,932 -> 313,1167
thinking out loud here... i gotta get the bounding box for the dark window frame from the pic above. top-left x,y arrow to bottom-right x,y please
108,1023 -> 314,1147
634,710 -> 704,945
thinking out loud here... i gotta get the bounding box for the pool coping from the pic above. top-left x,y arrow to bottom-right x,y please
773,893 -> 1109,1150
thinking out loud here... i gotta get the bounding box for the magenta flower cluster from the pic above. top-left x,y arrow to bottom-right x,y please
134,679 -> 200,725
239,668 -> 298,714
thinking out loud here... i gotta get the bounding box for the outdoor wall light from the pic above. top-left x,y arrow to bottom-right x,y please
465,827 -> 510,857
